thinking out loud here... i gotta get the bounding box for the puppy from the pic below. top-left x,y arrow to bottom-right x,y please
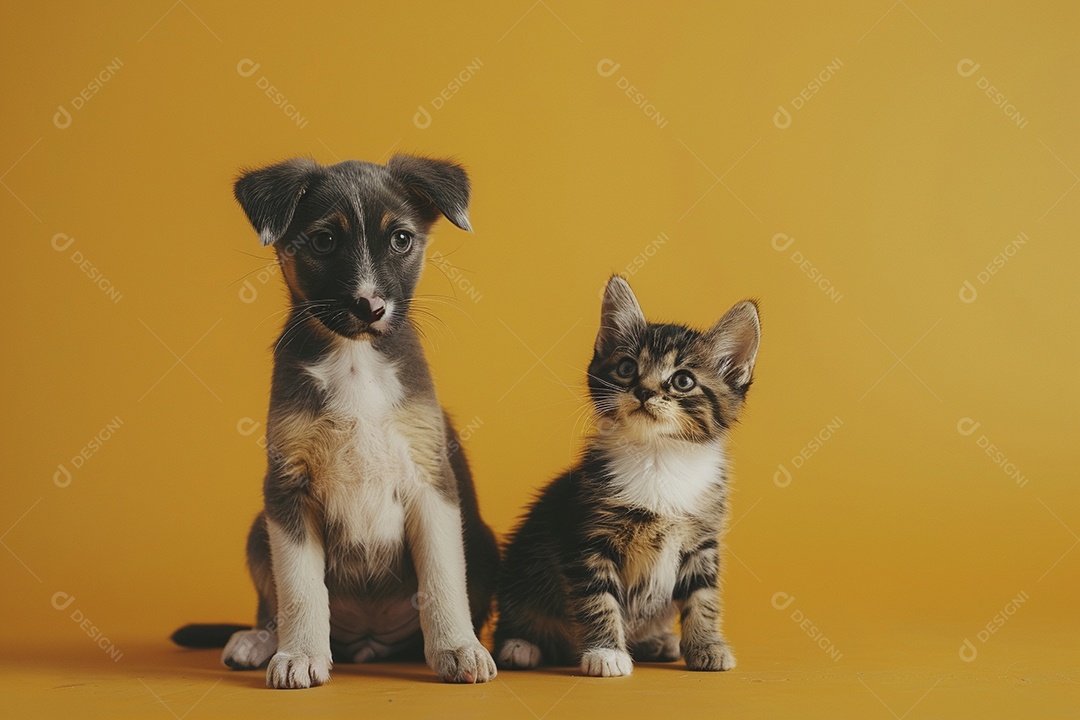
172,155 -> 499,688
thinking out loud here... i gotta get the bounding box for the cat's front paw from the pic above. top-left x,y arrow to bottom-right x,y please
266,651 -> 332,689
223,629 -> 277,669
683,641 -> 736,671
580,648 -> 633,677
497,638 -> 542,669
631,632 -> 681,662
428,642 -> 497,683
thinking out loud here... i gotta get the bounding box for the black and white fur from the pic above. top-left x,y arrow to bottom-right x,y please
173,156 -> 499,688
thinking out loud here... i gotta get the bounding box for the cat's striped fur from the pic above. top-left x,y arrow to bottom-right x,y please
494,275 -> 760,676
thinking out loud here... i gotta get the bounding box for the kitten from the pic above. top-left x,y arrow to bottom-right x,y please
494,275 -> 760,677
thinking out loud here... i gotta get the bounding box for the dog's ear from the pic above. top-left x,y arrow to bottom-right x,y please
386,154 -> 472,232
234,158 -> 320,246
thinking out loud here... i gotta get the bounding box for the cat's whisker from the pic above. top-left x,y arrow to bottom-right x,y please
551,359 -> 626,395
524,397 -> 588,413
586,374 -> 624,393
570,406 -> 601,440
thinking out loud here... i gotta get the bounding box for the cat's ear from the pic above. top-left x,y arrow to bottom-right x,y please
234,158 -> 321,246
706,300 -> 761,389
595,275 -> 646,356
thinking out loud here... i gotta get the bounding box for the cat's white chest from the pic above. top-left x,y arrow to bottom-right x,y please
605,439 -> 726,516
303,341 -> 415,552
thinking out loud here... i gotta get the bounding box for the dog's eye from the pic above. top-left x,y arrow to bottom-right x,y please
390,230 -> 413,254
670,371 -> 696,392
615,358 -> 637,380
310,231 -> 335,254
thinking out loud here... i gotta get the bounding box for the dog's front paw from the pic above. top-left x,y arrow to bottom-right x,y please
266,651 -> 332,689
580,648 -> 633,677
683,641 -> 736,671
428,642 -> 497,683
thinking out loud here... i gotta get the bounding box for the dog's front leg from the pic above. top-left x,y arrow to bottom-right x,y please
407,483 -> 497,683
264,514 -> 333,689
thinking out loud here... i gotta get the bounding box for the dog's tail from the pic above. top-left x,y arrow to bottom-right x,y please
171,623 -> 250,648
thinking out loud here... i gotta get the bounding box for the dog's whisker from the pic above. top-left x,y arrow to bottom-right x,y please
227,261 -> 279,288
254,301 -> 326,332
407,308 -> 457,345
426,243 -> 466,261
274,306 -> 326,354
424,259 -> 466,304
412,293 -> 463,303
231,248 -> 276,261
407,317 -> 429,342
408,295 -> 477,325
254,308 -> 294,332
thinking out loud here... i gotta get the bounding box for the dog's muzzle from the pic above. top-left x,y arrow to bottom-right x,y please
350,294 -> 386,323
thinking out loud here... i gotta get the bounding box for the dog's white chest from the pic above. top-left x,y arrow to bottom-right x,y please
303,341 -> 416,551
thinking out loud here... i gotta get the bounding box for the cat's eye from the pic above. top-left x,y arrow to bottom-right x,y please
670,371 -> 696,392
390,229 -> 414,254
310,231 -> 335,254
615,358 -> 637,379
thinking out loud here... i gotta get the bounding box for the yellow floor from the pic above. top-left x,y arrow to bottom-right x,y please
5,623 -> 1075,719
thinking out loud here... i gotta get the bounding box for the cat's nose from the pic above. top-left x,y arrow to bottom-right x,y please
351,294 -> 386,322
634,387 -> 657,404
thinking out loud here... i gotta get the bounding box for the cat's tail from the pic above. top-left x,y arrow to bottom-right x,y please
171,623 -> 250,648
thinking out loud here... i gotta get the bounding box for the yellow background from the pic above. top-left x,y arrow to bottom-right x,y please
2,1 -> 1076,717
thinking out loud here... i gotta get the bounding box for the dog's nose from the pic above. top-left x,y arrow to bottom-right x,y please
351,294 -> 386,323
